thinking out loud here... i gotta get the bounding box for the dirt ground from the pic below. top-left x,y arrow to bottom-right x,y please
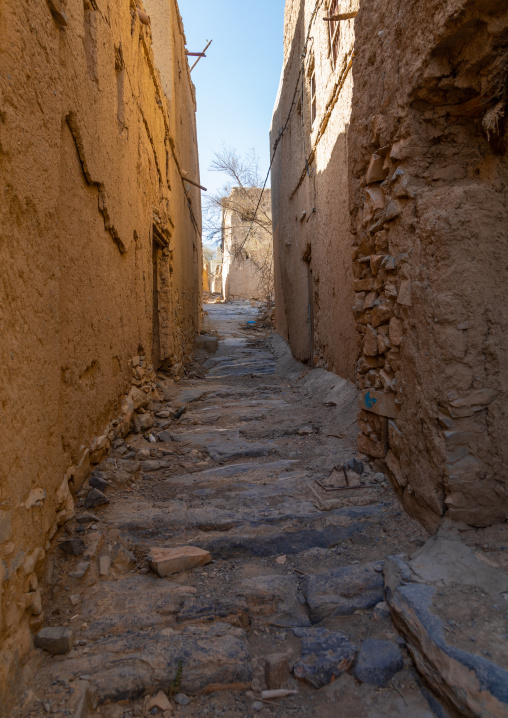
14,301 -> 457,718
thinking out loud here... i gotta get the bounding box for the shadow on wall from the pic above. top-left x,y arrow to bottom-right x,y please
271,0 -> 309,361
271,0 -> 357,380
348,0 -> 508,531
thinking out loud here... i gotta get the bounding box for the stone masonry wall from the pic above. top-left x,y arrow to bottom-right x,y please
273,0 -> 507,532
0,0 -> 201,702
349,0 -> 508,530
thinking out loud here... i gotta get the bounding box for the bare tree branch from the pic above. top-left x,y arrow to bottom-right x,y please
204,146 -> 274,300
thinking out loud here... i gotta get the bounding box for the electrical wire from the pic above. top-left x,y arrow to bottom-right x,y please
234,0 -> 325,256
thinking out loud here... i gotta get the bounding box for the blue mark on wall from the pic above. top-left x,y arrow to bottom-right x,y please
364,391 -> 378,409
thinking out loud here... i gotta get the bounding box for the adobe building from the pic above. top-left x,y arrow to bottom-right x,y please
203,246 -> 223,294
271,0 -> 508,531
222,188 -> 273,301
0,0 -> 201,700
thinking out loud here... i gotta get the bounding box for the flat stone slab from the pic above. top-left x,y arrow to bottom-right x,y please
385,525 -> 508,717
177,595 -> 249,627
35,627 -> 74,654
168,428 -> 278,462
239,575 -> 310,627
175,388 -> 207,404
302,560 -> 385,623
201,523 -> 360,560
149,546 -> 211,576
39,623 -> 252,702
205,438 -> 277,463
293,627 -> 358,688
353,639 -> 404,687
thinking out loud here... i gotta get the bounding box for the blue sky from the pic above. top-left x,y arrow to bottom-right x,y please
178,0 -> 285,201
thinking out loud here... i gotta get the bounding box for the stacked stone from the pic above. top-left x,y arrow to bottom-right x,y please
352,144 -> 414,482
0,352 -> 160,664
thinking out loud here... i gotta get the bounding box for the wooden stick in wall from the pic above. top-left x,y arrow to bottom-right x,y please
323,11 -> 358,21
137,8 -> 151,26
191,40 -> 213,72
181,171 -> 207,192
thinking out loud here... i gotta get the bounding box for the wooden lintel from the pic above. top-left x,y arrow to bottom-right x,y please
323,11 -> 358,21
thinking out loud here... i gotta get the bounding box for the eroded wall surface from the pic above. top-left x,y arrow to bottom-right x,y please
270,0 -> 357,375
273,0 -> 508,532
350,0 -> 508,531
0,0 -> 201,700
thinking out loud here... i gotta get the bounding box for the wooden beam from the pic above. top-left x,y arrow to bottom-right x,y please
323,11 -> 358,21
191,40 -> 213,72
181,172 -> 207,191
186,51 -> 206,57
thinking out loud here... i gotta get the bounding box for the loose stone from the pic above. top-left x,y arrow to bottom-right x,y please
35,627 -> 74,655
84,489 -> 110,509
58,539 -> 85,556
148,546 -> 212,576
353,639 -> 403,687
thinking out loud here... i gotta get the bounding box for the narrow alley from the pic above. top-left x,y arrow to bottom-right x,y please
2,0 -> 508,716
13,302 -> 508,718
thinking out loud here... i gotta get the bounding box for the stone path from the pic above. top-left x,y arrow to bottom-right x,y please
17,301 -> 508,718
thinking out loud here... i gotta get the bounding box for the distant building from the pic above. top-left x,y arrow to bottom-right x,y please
221,188 -> 273,301
203,246 -> 223,294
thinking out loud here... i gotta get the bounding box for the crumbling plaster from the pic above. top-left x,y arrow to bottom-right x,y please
271,0 -> 357,376
0,0 -> 201,700
350,0 -> 508,531
272,0 -> 508,531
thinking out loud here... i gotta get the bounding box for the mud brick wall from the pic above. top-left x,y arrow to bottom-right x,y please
349,0 -> 508,531
271,0 -> 358,376
0,0 -> 201,700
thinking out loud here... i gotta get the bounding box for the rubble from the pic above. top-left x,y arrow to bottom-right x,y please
146,691 -> 172,712
353,639 -> 404,687
385,525 -> 508,716
293,627 -> 358,688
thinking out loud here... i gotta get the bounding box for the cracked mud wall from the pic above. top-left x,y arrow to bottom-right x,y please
350,0 -> 508,531
0,0 -> 201,699
273,0 -> 507,533
270,0 -> 357,375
